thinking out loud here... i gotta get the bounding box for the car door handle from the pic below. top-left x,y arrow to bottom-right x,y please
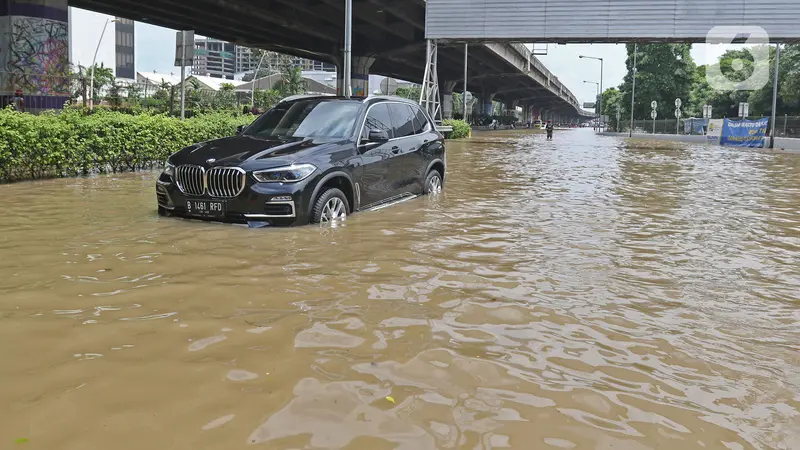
391,146 -> 400,154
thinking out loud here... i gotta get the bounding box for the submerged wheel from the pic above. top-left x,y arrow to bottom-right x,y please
424,170 -> 443,195
311,188 -> 350,224
157,206 -> 168,216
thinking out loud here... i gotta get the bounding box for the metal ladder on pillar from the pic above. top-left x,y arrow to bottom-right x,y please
419,39 -> 444,128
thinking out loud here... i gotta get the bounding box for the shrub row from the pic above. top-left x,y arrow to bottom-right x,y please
0,108 -> 253,183
443,119 -> 471,139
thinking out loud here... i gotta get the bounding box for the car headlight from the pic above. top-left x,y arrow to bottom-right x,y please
252,164 -> 316,183
163,161 -> 175,176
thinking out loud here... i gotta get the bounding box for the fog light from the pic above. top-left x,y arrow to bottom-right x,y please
269,196 -> 292,202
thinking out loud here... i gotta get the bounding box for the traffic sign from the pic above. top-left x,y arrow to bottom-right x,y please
675,98 -> 682,108
651,100 -> 657,109
703,104 -> 712,118
738,102 -> 749,118
174,30 -> 195,67
674,108 -> 682,118
651,110 -> 657,119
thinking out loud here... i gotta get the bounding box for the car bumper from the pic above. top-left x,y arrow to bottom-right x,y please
155,175 -> 313,226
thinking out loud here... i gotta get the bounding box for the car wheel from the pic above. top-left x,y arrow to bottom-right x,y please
311,188 -> 350,224
158,206 -> 168,216
424,170 -> 443,195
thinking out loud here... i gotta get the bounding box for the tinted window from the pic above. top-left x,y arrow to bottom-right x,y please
413,106 -> 432,134
362,103 -> 394,140
244,99 -> 361,140
389,103 -> 416,138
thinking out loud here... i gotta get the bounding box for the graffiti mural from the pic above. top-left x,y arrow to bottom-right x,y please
3,16 -> 69,96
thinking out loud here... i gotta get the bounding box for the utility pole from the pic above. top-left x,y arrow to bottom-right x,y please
180,30 -> 186,119
769,44 -> 781,149
463,43 -> 468,120
343,0 -> 353,98
629,43 -> 638,138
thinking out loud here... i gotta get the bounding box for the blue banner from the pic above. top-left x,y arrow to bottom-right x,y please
719,118 -> 769,148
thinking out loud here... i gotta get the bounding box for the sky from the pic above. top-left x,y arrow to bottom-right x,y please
70,7 -> 747,104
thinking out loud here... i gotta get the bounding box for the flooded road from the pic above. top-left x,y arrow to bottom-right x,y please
1,128 -> 799,450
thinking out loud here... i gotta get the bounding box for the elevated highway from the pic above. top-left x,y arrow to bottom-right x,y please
69,0 -> 592,120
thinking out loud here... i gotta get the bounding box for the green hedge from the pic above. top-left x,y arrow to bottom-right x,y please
0,108 -> 253,183
443,119 -> 471,139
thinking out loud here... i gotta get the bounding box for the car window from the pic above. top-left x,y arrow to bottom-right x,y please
412,106 -> 432,134
389,103 -> 416,138
361,103 -> 394,141
244,99 -> 361,140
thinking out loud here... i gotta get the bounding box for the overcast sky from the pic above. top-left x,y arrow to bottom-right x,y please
71,7 -> 746,104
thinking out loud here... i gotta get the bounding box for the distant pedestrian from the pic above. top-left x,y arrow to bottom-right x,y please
545,120 -> 554,140
11,89 -> 24,112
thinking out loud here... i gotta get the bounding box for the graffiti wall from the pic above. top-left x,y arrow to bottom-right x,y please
1,1 -> 70,108
5,16 -> 69,95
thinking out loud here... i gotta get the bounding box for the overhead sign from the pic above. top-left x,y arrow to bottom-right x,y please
425,0 -> 800,42
175,30 -> 195,67
719,118 -> 769,148
583,102 -> 596,109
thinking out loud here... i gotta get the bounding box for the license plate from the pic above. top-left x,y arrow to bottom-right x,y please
185,200 -> 225,218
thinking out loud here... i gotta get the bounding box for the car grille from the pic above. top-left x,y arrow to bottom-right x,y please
175,165 -> 205,196
207,167 -> 246,198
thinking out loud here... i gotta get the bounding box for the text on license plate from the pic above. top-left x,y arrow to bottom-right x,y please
185,200 -> 225,216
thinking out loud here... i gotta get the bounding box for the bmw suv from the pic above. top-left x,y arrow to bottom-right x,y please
156,95 -> 445,226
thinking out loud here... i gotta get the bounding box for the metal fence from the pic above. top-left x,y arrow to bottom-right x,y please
607,116 -> 800,139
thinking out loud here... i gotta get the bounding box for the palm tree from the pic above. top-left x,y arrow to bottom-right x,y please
278,66 -> 306,96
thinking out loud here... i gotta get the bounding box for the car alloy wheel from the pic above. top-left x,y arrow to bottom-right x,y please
425,170 -> 443,195
321,197 -> 346,222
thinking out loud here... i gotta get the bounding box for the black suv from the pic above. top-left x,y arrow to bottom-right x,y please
156,95 -> 446,226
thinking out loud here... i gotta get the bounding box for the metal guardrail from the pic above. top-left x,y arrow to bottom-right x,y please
507,44 -> 580,108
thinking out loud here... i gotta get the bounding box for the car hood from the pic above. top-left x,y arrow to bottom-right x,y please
170,135 -> 345,167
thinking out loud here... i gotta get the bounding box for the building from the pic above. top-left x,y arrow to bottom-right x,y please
114,17 -> 135,80
192,35 -> 336,80
192,37 -> 236,80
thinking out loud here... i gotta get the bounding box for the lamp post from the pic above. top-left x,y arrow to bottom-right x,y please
584,80 -> 599,131
579,55 -> 604,131
89,18 -> 118,111
630,43 -> 638,138
250,51 -> 266,109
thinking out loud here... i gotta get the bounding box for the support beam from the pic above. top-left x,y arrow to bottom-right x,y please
441,81 -> 458,120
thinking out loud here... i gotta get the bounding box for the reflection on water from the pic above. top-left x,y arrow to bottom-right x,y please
1,129 -> 799,450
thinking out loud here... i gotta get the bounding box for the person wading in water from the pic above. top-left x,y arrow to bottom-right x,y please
545,120 -> 554,140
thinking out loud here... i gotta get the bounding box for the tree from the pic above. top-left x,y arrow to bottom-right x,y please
253,88 -> 282,109
600,87 -> 622,120
618,43 -> 695,123
106,79 -> 125,109
87,63 -> 114,103
276,66 -> 306,96
396,86 -> 421,101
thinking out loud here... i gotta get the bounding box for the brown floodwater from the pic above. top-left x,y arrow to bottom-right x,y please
1,129 -> 799,450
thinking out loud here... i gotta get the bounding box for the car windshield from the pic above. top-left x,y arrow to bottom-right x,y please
243,99 -> 361,141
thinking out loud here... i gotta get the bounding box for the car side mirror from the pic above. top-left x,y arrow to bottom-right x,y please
236,125 -> 246,135
368,129 -> 389,143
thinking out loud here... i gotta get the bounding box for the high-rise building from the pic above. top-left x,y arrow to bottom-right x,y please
192,38 -> 236,80
192,37 -> 335,80
114,18 -> 135,80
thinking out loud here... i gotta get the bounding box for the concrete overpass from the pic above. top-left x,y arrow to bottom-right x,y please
1,0 -> 592,121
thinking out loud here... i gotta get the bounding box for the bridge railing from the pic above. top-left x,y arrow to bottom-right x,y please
508,43 -> 580,108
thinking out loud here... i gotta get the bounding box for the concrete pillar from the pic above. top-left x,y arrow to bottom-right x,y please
336,56 -> 374,97
1,0 -> 70,111
441,80 -> 457,120
482,92 -> 495,116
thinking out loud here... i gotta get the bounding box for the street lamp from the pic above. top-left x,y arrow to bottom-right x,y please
89,18 -> 118,111
584,80 -> 599,130
579,55 -> 604,131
